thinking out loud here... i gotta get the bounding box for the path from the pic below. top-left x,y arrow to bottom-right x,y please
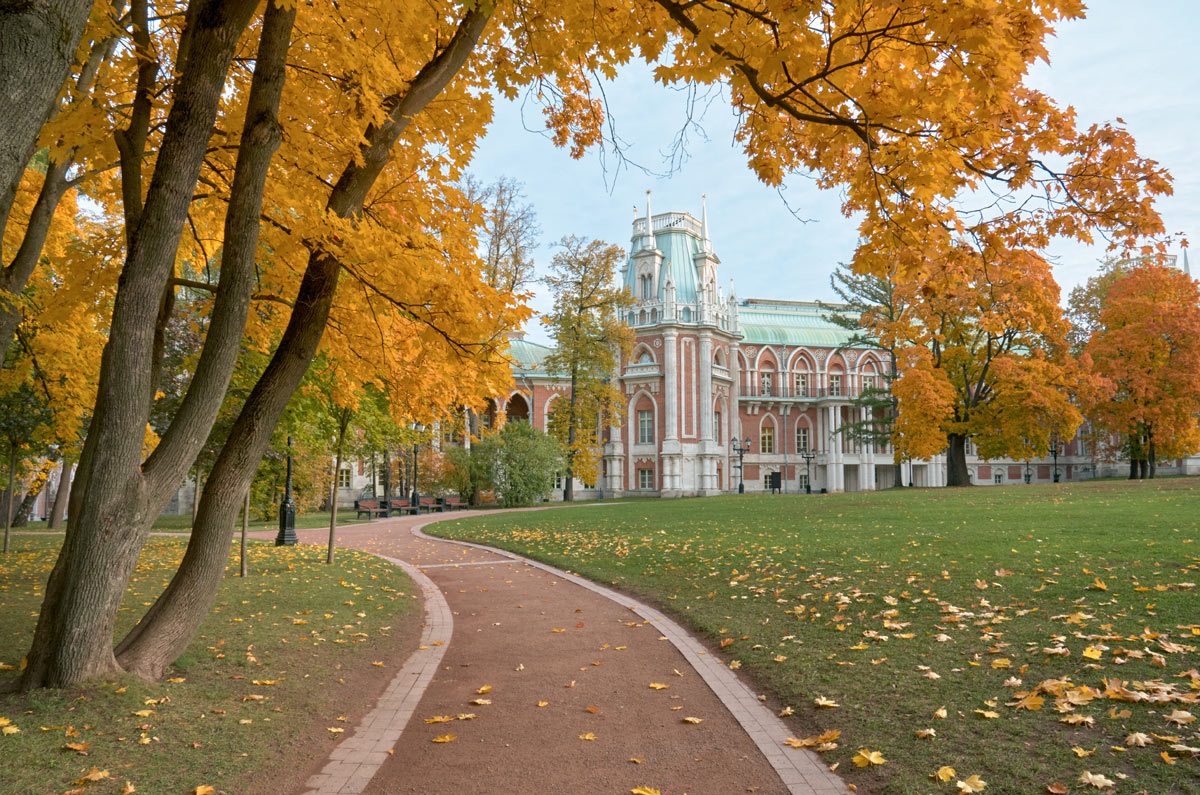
250,512 -> 847,795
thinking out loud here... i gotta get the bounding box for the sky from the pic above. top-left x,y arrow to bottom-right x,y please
466,1 -> 1198,345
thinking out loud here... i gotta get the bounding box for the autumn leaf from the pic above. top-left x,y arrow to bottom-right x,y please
935,766 -> 956,783
1071,746 -> 1095,757
914,728 -> 936,739
578,732 -> 596,741
648,683 -> 669,690
431,734 -> 456,743
852,749 -> 885,767
1165,709 -> 1195,726
1125,732 -> 1152,747
537,701 -> 549,708
934,706 -> 948,719
193,787 -> 214,795
424,715 -> 455,724
629,757 -> 645,764
682,717 -> 702,724
64,742 -> 90,753
476,685 -> 492,694
814,697 -> 839,708
974,710 -> 999,719
1046,784 -> 1068,794
719,638 -> 735,648
630,788 -> 661,795
76,768 -> 112,784
1078,771 -> 1115,789
957,775 -> 987,793
121,782 -> 135,795
469,699 -> 491,706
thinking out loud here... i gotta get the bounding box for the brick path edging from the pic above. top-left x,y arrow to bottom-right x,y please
301,555 -> 453,795
411,524 -> 848,795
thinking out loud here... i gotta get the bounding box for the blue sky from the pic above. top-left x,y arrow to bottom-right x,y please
467,2 -> 1197,344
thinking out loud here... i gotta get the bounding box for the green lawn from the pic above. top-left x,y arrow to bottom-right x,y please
430,479 -> 1200,794
0,537 -> 417,794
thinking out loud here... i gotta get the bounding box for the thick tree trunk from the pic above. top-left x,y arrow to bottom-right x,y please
945,434 -> 971,487
19,0 -> 262,691
1139,459 -> 1148,479
0,0 -> 93,244
48,461 -> 71,529
112,7 -> 494,680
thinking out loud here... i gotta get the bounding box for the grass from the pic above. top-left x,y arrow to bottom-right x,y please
429,478 -> 1200,794
17,508 -> 364,534
0,536 -> 418,794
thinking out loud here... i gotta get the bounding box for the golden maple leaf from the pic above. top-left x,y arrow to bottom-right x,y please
852,749 -> 885,767
934,766 -> 955,783
957,774 -> 987,792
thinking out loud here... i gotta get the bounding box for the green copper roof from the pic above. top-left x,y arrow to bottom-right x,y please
738,301 -> 860,348
506,337 -> 555,377
624,228 -> 703,306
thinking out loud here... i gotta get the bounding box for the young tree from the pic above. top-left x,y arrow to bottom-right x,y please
489,420 -> 562,507
1085,264 -> 1200,479
460,175 -> 540,294
0,382 -> 53,552
542,236 -> 633,500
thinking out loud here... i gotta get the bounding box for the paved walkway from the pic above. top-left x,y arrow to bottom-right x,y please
253,512 -> 847,795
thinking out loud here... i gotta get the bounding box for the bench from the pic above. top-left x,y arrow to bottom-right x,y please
441,495 -> 466,511
385,498 -> 419,516
354,499 -> 388,520
418,495 -> 446,513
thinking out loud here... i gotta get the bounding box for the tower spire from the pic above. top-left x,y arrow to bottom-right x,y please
1184,247 -> 1191,276
701,193 -> 711,253
645,190 -> 655,251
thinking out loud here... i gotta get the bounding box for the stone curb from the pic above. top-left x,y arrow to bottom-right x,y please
412,523 -> 848,795
301,554 -> 453,795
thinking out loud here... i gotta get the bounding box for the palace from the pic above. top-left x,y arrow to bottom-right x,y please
502,204 -> 1195,498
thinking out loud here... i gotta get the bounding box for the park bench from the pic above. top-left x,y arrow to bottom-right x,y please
418,495 -> 446,513
385,498 -> 419,516
354,499 -> 387,520
441,495 -> 466,511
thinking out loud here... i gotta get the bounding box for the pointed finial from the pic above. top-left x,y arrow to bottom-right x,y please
645,190 -> 655,250
1185,247 -> 1191,276
701,193 -> 711,253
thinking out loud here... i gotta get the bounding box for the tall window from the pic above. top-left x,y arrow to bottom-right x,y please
638,468 -> 654,489
760,371 -> 773,396
794,373 -> 809,397
638,410 -> 654,444
798,473 -> 809,492
760,424 -> 775,454
714,409 -> 722,442
796,425 -> 810,454
640,275 -> 652,300
553,472 -> 564,489
862,375 -> 876,392
338,468 -> 352,488
829,374 -> 842,396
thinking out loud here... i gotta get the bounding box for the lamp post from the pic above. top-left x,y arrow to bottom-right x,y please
275,435 -> 297,546
1024,460 -> 1032,484
410,423 -> 425,507
730,435 -> 752,493
800,447 -> 815,494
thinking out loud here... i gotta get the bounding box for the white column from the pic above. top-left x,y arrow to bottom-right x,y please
699,333 -> 713,441
664,330 -> 678,442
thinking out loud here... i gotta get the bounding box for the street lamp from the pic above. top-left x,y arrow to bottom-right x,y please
730,435 -> 752,493
275,435 -> 297,546
800,447 -> 815,494
410,423 -> 426,507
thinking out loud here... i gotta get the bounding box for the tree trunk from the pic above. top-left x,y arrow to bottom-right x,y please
191,461 -> 201,522
945,434 -> 971,487
1139,458 -> 1148,479
19,0 -> 263,691
1129,435 -> 1138,480
328,408 -> 350,565
47,461 -> 71,529
3,447 -> 14,553
0,0 -> 93,247
564,369 -> 578,502
1147,436 -> 1156,479
239,488 -> 249,578
11,486 -> 39,528
110,5 -> 494,680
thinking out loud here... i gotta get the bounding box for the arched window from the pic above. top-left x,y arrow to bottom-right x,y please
795,423 -> 810,454
637,350 -> 652,364
681,307 -> 691,322
760,422 -> 775,454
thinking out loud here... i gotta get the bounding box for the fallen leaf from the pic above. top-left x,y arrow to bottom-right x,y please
935,766 -> 956,783
648,683 -> 669,690
431,734 -> 456,743
1165,709 -> 1195,726
934,706 -> 948,719
326,727 -> 343,734
1125,732 -> 1152,747
537,701 -> 549,707
814,697 -> 839,708
193,787 -> 214,795
915,728 -> 936,739
424,716 -> 455,724
957,774 -> 987,793
852,749 -> 885,767
476,685 -> 492,694
586,705 -> 598,714
974,710 -> 999,719
682,717 -> 703,724
630,757 -> 645,764
64,742 -> 90,753
76,768 -> 112,784
630,788 -> 661,795
578,732 -> 597,741
469,699 -> 491,706
121,782 -> 135,795
1078,771 -> 1115,789
1071,746 -> 1095,757
1046,784 -> 1069,795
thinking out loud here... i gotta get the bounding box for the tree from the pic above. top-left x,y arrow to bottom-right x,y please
822,264 -> 907,471
0,382 -> 53,553
542,236 -> 633,500
15,0 -> 1175,689
1065,260 -> 1132,354
1085,264 -> 1200,479
870,244 -> 1093,486
461,175 -> 540,294
489,420 -> 562,507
